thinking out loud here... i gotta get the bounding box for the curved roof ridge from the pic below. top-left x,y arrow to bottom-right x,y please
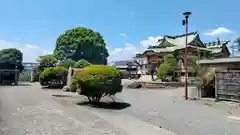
164,32 -> 198,46
163,31 -> 198,39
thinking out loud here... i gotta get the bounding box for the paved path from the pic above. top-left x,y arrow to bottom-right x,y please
117,88 -> 240,135
0,83 -> 177,135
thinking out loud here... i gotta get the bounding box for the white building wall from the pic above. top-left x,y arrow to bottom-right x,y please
134,57 -> 148,75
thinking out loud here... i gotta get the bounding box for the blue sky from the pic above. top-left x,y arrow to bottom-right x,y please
0,0 -> 238,62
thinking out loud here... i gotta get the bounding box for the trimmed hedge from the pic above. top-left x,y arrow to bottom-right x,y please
71,65 -> 122,96
39,66 -> 67,86
74,59 -> 91,68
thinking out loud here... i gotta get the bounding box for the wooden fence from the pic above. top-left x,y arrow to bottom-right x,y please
215,70 -> 240,102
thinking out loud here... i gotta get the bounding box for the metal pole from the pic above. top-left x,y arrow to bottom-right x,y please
183,12 -> 191,100
184,17 -> 188,100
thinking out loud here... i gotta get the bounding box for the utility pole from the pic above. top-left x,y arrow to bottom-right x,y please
182,12 -> 192,100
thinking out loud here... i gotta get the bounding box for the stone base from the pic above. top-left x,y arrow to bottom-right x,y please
128,81 -> 184,89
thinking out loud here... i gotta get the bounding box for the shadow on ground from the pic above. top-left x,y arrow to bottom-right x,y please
52,94 -> 74,98
17,83 -> 32,86
41,86 -> 63,90
76,101 -> 131,110
0,83 -> 31,86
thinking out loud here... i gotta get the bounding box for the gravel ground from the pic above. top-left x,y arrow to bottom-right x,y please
0,83 -> 129,135
41,86 -> 240,135
1,82 -> 240,135
116,88 -> 240,135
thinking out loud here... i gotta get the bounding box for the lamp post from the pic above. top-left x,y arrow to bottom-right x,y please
182,12 -> 192,100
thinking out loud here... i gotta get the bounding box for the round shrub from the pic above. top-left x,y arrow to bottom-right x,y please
71,65 -> 122,97
74,59 -> 91,68
39,66 -> 67,86
58,58 -> 76,69
69,78 -> 78,92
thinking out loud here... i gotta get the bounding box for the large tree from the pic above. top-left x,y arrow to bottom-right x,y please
0,48 -> 24,72
53,27 -> 109,64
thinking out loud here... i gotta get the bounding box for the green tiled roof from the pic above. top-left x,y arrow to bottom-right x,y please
145,32 -> 210,53
205,40 -> 230,54
206,45 -> 222,54
148,32 -> 199,48
144,32 -> 229,55
164,33 -> 197,47
145,45 -> 211,53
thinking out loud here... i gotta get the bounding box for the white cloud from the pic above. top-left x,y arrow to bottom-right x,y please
0,40 -> 52,63
108,42 -> 137,61
120,33 -> 127,37
204,27 -> 232,36
140,36 -> 163,48
108,36 -> 162,61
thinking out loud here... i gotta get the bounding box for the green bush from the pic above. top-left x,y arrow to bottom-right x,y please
157,54 -> 178,80
199,71 -> 215,89
39,66 -> 67,86
71,65 -> 122,97
31,68 -> 40,82
58,59 -> 76,69
73,59 -> 91,68
69,78 -> 78,92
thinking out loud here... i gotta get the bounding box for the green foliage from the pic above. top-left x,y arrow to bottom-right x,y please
0,48 -> 24,72
187,56 -> 200,74
73,59 -> 91,68
40,66 -> 67,79
157,54 -> 178,79
199,71 -> 215,89
58,58 -> 76,69
35,55 -> 57,82
38,55 -> 57,71
69,80 -> 77,92
31,68 -> 39,82
71,65 -> 122,96
53,27 -> 109,64
39,66 -> 67,86
156,64 -> 168,79
0,48 -> 23,63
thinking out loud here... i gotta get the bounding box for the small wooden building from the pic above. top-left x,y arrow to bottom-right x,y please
0,63 -> 21,85
198,57 -> 240,102
199,57 -> 240,71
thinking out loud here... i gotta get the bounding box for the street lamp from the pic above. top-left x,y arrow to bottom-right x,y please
182,12 -> 192,100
